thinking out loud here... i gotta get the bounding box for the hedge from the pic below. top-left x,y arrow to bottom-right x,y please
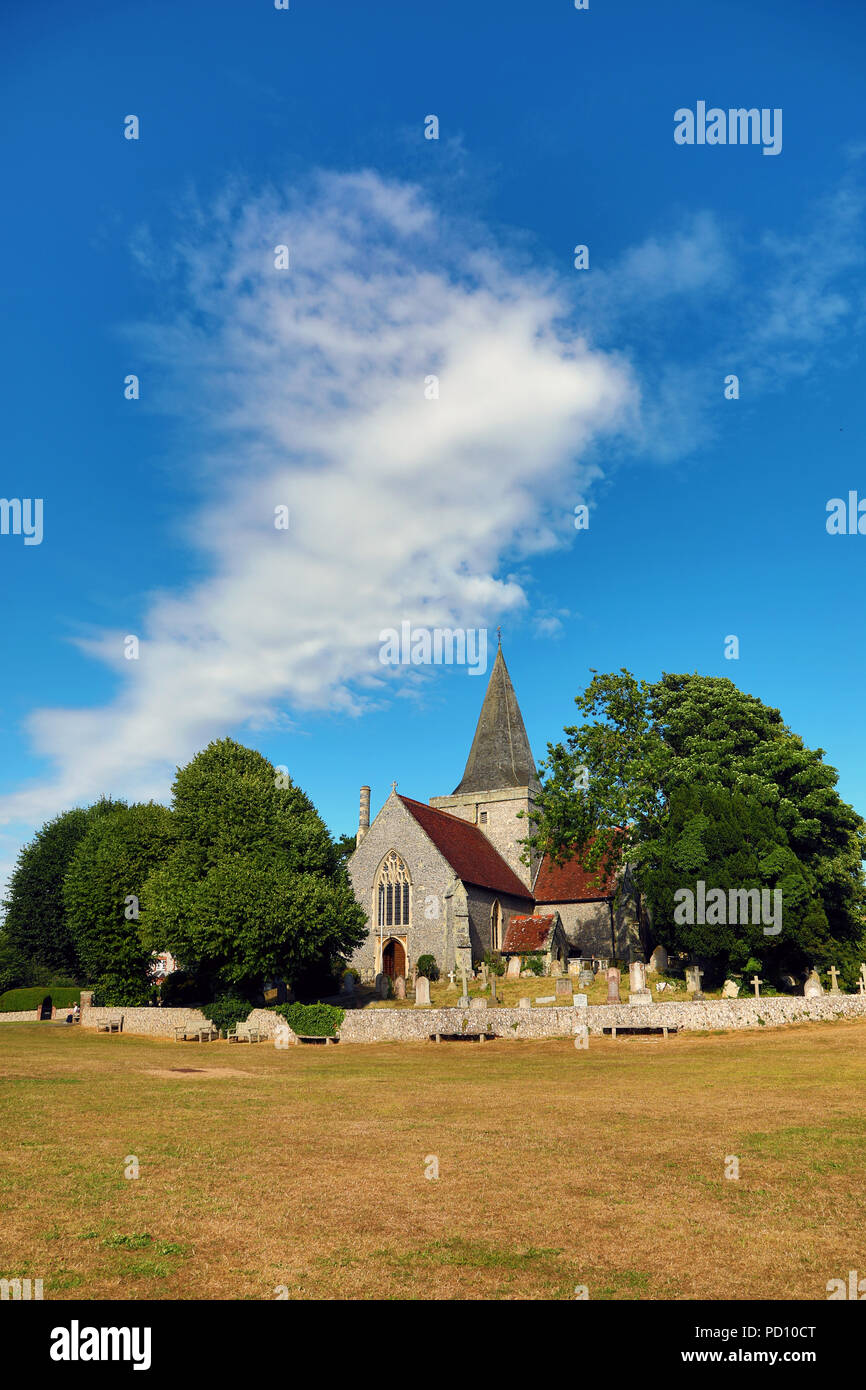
274,1002 -> 344,1037
0,985 -> 83,1013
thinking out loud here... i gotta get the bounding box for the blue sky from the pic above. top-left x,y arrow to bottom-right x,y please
1,0 -> 865,887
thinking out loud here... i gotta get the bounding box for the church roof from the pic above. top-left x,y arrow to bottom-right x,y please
397,795 -> 533,901
533,849 -> 618,903
453,646 -> 539,795
502,914 -> 558,953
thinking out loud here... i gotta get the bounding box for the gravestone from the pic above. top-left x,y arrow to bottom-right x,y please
479,961 -> 488,986
340,973 -> 355,996
555,977 -> 573,1000
606,968 -> 621,1004
518,997 -> 531,1009
685,965 -> 704,1000
649,945 -> 668,974
414,976 -> 431,1006
375,973 -> 389,1000
722,979 -> 740,999
506,955 -> 521,979
469,996 -> 488,1011
573,993 -> 588,1010
489,973 -> 498,1003
628,961 -> 652,1007
859,964 -> 866,996
535,995 -> 556,1005
751,974 -> 762,998
394,975 -> 406,1000
803,969 -> 823,999
828,965 -> 842,996
578,970 -> 594,989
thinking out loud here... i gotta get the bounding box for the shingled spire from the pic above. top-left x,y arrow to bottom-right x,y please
453,646 -> 539,794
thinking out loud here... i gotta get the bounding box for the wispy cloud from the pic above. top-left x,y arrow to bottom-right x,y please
0,170 -> 635,830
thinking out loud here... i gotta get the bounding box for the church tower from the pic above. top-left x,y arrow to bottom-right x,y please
429,644 -> 539,888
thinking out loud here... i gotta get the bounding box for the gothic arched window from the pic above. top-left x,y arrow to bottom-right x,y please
376,851 -> 411,929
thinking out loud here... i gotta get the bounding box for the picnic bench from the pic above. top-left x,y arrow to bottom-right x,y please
602,1025 -> 677,1039
174,1024 -> 219,1043
96,1018 -> 122,1033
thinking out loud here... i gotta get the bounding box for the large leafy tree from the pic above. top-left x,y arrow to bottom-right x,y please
63,802 -> 175,1004
3,799 -> 127,978
528,671 -> 866,981
140,739 -> 366,995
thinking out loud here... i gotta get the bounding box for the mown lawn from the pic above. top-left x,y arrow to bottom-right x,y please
1,1019 -> 864,1300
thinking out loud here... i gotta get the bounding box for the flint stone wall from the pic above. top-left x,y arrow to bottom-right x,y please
80,1004 -> 284,1038
0,1010 -> 42,1022
339,994 -> 866,1042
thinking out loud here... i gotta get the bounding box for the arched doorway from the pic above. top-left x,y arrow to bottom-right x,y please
39,995 -> 52,1020
382,938 -> 406,979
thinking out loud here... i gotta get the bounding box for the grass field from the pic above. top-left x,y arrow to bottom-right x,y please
1,1019 -> 865,1301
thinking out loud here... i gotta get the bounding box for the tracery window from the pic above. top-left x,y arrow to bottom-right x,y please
376,851 -> 411,928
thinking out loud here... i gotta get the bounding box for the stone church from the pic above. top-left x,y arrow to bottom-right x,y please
348,645 -> 643,980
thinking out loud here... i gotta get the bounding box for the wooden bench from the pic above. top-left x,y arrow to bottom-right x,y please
174,1024 -> 219,1042
96,1018 -> 122,1033
227,1024 -> 266,1043
430,1032 -> 493,1043
602,1025 -> 677,1039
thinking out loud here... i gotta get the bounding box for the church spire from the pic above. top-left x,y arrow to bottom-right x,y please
453,645 -> 539,795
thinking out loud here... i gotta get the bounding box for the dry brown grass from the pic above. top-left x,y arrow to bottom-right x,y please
1,1018 -> 865,1300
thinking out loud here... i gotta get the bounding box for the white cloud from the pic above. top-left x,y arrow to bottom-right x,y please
0,171 -> 636,831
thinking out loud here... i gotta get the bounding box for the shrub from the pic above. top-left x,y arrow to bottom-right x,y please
483,950 -> 506,977
202,996 -> 252,1034
275,1001 -> 345,1037
416,954 -> 439,981
522,953 -> 546,977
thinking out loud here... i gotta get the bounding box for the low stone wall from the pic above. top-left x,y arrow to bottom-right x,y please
80,1004 -> 284,1038
0,1010 -> 40,1023
339,994 -> 866,1043
74,994 -> 866,1044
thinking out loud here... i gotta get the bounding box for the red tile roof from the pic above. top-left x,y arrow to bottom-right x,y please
533,847 -> 619,903
502,914 -> 557,953
398,796 -> 534,901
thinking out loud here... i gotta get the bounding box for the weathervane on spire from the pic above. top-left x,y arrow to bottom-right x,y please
496,626 -> 502,648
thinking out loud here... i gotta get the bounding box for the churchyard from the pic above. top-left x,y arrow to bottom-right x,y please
2,1016 -> 865,1301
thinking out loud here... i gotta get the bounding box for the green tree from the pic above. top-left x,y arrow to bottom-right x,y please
3,799 -> 127,977
140,739 -> 366,996
63,802 -> 174,1004
528,671 -> 866,982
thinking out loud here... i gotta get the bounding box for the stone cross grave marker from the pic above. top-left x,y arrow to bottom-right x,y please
751,975 -> 762,998
685,965 -> 703,999
828,965 -> 842,995
447,970 -> 455,987
458,961 -> 470,1008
